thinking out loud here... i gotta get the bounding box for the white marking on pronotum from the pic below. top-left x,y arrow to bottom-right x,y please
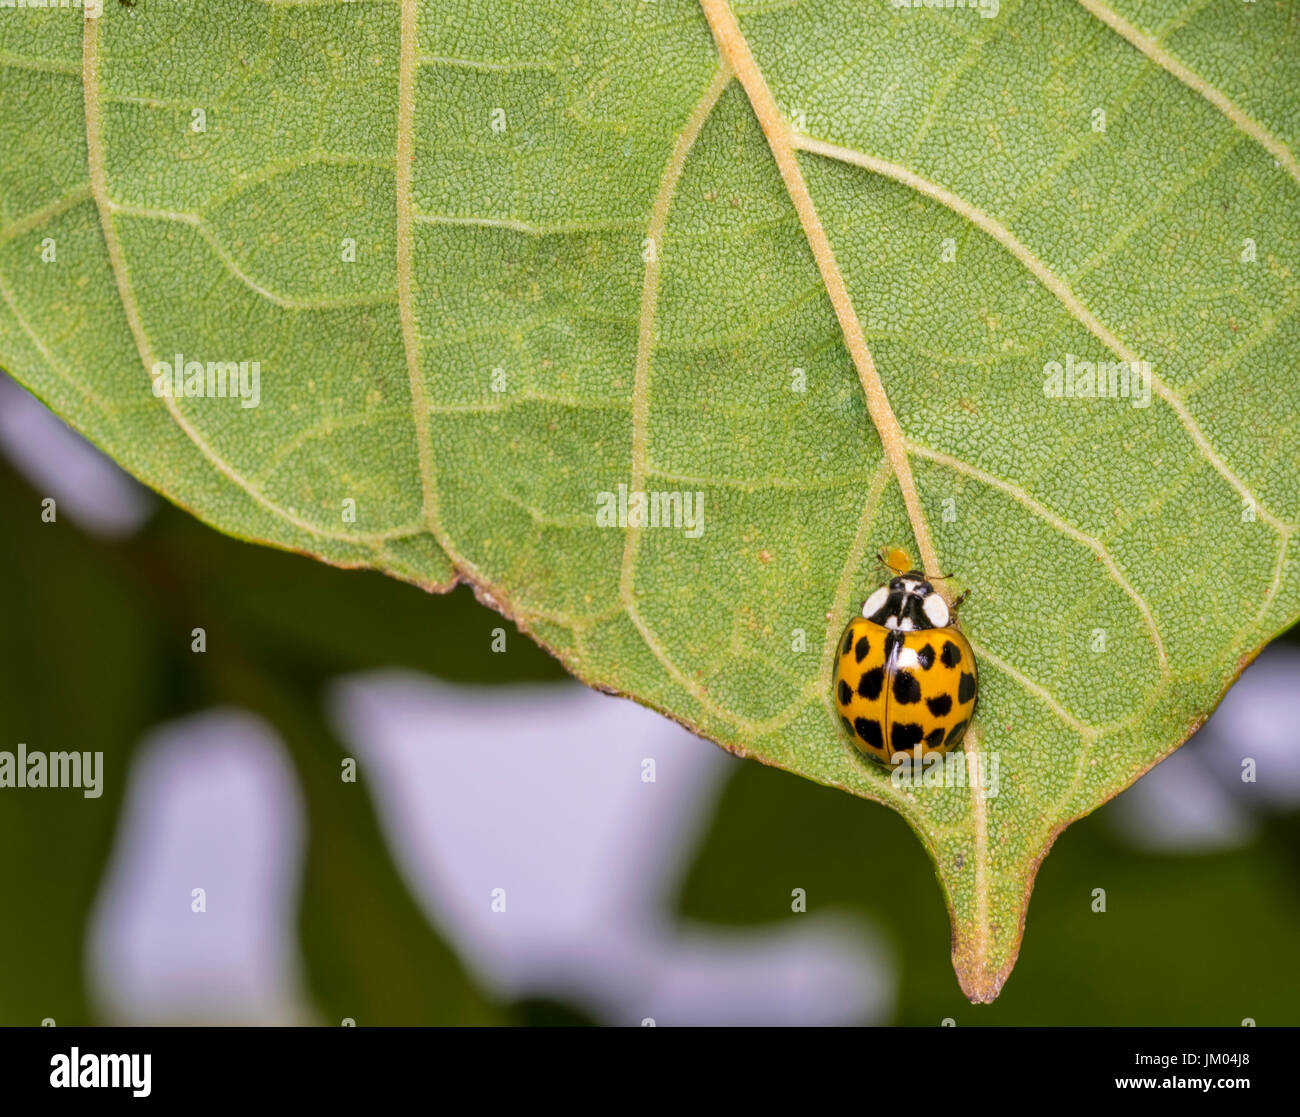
862,586 -> 889,618
924,593 -> 950,628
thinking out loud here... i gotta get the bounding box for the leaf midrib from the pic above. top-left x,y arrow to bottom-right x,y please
697,0 -> 995,983
694,0 -> 1300,996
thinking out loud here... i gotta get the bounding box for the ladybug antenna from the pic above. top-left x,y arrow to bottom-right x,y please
925,571 -> 969,609
876,548 -> 905,576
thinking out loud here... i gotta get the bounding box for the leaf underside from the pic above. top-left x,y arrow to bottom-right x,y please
1,0 -> 1297,1000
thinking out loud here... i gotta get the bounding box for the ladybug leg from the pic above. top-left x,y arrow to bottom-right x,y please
952,589 -> 970,610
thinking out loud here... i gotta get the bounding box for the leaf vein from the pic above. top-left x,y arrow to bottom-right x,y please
82,18 -> 395,548
1074,0 -> 1300,185
908,440 -> 1170,675
793,134 -> 1296,535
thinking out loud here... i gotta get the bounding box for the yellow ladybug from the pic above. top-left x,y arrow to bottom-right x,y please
834,554 -> 977,764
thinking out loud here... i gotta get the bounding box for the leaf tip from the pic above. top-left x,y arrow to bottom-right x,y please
955,960 -> 1010,1005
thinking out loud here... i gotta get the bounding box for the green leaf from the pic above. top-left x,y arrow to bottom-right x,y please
1,0 -> 1297,999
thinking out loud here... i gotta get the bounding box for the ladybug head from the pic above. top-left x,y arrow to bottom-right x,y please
889,571 -> 934,595
867,572 -> 949,630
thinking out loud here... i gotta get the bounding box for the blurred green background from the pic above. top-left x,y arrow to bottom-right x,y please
2,431 -> 1298,1026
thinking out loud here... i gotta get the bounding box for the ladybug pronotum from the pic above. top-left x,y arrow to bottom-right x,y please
834,562 -> 977,764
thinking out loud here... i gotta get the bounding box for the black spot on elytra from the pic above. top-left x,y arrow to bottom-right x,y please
892,670 -> 922,704
958,672 -> 976,704
916,643 -> 935,670
945,720 -> 968,747
925,727 -> 945,749
926,693 -> 953,717
837,679 -> 852,706
855,718 -> 884,750
857,667 -> 884,701
842,629 -> 854,656
854,635 -> 871,663
841,716 -> 855,739
891,722 -> 924,750
884,630 -> 903,658
940,640 -> 962,668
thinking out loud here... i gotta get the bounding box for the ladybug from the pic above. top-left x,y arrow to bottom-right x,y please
834,556 -> 977,764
